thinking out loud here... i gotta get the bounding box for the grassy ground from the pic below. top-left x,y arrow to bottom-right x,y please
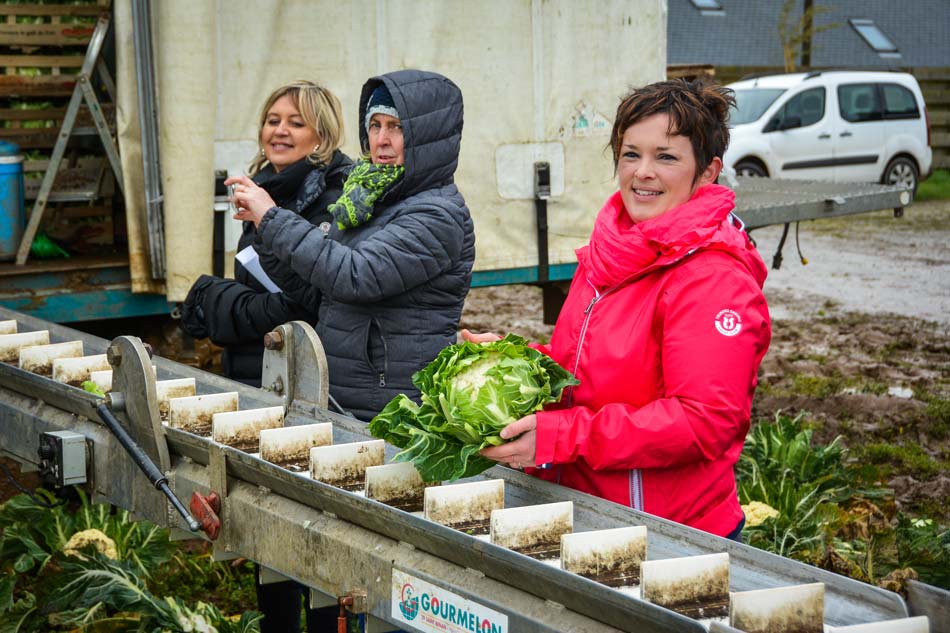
917,169 -> 950,201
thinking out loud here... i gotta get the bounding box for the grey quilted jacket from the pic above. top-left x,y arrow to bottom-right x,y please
256,70 -> 474,420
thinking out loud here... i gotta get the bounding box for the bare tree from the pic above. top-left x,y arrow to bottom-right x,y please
778,0 -> 839,72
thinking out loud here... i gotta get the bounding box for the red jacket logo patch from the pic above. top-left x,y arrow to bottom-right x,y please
715,309 -> 742,336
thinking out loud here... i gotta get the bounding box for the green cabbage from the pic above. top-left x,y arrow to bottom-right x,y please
369,334 -> 579,482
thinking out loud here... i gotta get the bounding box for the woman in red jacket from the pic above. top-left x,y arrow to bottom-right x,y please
466,79 -> 771,539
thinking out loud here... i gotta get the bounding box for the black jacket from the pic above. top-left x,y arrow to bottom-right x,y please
256,70 -> 475,419
181,151 -> 352,385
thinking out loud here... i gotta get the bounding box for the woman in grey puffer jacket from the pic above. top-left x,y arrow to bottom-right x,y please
226,69 -> 475,420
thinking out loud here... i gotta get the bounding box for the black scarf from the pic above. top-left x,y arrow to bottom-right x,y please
252,158 -> 318,212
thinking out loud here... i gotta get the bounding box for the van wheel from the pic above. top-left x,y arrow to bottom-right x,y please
882,157 -> 918,197
735,160 -> 767,178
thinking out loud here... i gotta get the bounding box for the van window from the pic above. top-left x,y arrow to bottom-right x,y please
732,88 -> 786,125
839,84 -> 882,122
881,83 -> 920,119
766,87 -> 825,131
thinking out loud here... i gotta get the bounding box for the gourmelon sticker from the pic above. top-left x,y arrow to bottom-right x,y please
392,568 -> 508,633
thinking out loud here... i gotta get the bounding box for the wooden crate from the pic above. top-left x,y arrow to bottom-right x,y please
0,1 -> 113,141
0,104 -> 115,149
23,158 -> 113,202
1,1 -> 117,254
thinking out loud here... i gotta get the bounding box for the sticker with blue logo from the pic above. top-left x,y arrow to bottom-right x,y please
392,568 -> 508,633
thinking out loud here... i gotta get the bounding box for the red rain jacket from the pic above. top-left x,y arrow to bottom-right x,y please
531,185 -> 771,537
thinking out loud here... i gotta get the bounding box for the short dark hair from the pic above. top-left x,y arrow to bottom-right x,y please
610,79 -> 735,181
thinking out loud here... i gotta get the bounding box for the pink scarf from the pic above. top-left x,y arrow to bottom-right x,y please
577,184 -> 737,290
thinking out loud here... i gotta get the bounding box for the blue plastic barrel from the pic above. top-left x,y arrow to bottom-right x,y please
0,140 -> 26,261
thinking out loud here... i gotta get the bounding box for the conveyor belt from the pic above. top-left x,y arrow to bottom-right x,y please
0,305 -> 946,633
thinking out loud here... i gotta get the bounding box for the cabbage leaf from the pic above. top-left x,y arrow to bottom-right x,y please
369,334 -> 578,482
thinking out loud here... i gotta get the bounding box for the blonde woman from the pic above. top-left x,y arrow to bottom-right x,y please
181,80 -> 352,386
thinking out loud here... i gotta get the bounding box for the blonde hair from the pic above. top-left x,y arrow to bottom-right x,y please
249,80 -> 345,175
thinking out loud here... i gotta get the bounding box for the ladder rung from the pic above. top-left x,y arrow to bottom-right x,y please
45,191 -> 100,203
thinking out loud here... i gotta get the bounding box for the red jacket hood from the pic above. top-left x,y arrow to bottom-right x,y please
577,184 -> 768,291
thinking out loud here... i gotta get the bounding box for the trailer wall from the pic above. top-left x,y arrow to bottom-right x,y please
116,0 -> 667,300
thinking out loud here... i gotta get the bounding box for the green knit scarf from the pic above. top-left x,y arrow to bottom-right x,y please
329,159 -> 405,230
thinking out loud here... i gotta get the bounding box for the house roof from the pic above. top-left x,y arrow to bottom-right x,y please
668,0 -> 950,69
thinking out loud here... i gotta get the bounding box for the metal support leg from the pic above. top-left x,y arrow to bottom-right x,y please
78,76 -> 124,194
96,57 -> 117,104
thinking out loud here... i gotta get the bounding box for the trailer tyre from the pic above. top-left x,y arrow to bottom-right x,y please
882,156 -> 918,199
735,160 -> 768,178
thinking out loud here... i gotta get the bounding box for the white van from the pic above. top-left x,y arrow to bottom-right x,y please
723,71 -> 933,195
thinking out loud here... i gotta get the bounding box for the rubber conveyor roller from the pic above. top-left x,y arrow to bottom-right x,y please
0,305 -> 946,633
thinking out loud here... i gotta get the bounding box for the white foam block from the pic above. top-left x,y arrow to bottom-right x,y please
88,369 -> 114,392
168,392 -> 239,435
641,552 -> 730,611
0,330 -> 49,363
491,501 -> 573,556
52,354 -> 110,384
260,423 -> 332,464
730,583 -> 824,633
309,440 -> 385,489
19,341 -> 83,375
211,406 -> 284,450
156,377 -> 197,420
424,479 -> 505,530
561,525 -> 647,582
365,462 -> 434,510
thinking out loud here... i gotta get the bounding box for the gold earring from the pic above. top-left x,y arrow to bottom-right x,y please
260,148 -> 265,157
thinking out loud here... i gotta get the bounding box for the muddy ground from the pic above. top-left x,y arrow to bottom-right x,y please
460,199 -> 950,523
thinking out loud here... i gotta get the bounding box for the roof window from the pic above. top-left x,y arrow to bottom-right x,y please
690,0 -> 724,15
850,19 -> 901,58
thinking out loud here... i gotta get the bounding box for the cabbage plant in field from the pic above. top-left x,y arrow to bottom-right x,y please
369,334 -> 579,482
0,489 -> 262,632
736,413 -> 950,590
